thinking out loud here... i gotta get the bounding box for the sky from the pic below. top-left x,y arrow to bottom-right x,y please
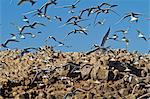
0,0 -> 150,53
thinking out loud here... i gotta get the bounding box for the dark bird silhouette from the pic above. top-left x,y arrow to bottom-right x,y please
98,2 -> 118,8
22,16 -> 29,24
11,22 -> 45,34
79,7 -> 97,18
94,19 -> 106,26
17,0 -> 36,6
60,19 -> 87,28
63,27 -> 88,40
45,36 -> 64,45
66,16 -> 82,23
100,27 -> 111,47
54,16 -> 62,22
23,32 -> 36,38
21,47 -> 38,56
39,0 -> 57,15
136,29 -> 147,41
57,0 -> 80,13
115,27 -> 130,35
1,39 -> 19,48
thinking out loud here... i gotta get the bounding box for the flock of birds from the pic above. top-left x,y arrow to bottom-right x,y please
0,0 -> 150,53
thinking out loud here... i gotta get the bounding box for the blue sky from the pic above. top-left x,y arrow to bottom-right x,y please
0,0 -> 149,53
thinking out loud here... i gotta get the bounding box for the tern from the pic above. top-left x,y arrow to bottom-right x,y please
66,16 -> 82,23
100,27 -> 111,47
23,32 -> 36,38
115,12 -> 142,24
98,2 -> 118,8
54,16 -> 62,22
45,36 -> 64,45
94,19 -> 106,26
17,0 -> 36,6
21,47 -> 38,56
136,29 -> 147,41
56,0 -> 80,10
115,27 -> 130,35
121,37 -> 129,50
1,39 -> 19,48
63,28 -> 88,40
22,16 -> 29,24
10,34 -> 17,40
39,0 -> 57,15
108,34 -> 119,41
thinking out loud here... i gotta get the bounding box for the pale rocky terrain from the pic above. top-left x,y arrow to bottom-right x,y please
0,46 -> 150,99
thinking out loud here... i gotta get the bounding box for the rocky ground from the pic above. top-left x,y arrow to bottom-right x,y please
0,46 -> 150,99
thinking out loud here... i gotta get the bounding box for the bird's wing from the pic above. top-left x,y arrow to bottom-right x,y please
100,27 -> 111,47
109,9 -> 120,16
74,0 -> 80,6
4,39 -> 19,46
115,14 -> 130,25
17,0 -> 24,5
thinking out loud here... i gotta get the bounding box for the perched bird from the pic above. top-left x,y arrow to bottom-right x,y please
64,89 -> 86,99
54,16 -> 62,22
17,0 -> 36,6
121,37 -> 129,50
136,29 -> 147,41
1,39 -> 19,48
115,12 -> 142,24
100,27 -> 111,47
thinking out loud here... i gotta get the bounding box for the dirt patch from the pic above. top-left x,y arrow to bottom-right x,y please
0,46 -> 150,99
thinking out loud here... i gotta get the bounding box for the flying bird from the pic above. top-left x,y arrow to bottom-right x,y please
23,32 -> 36,38
22,16 -> 29,24
98,2 -> 118,8
100,27 -> 111,47
63,28 -> 88,40
54,16 -> 62,22
115,27 -> 130,35
17,0 -> 36,6
136,29 -> 147,41
56,0 -> 80,10
66,16 -> 82,23
10,34 -> 17,40
1,39 -> 19,48
45,36 -> 64,45
94,19 -> 106,26
39,0 -> 57,15
115,12 -> 142,24
21,47 -> 38,56
108,34 -> 119,41
121,36 -> 129,50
